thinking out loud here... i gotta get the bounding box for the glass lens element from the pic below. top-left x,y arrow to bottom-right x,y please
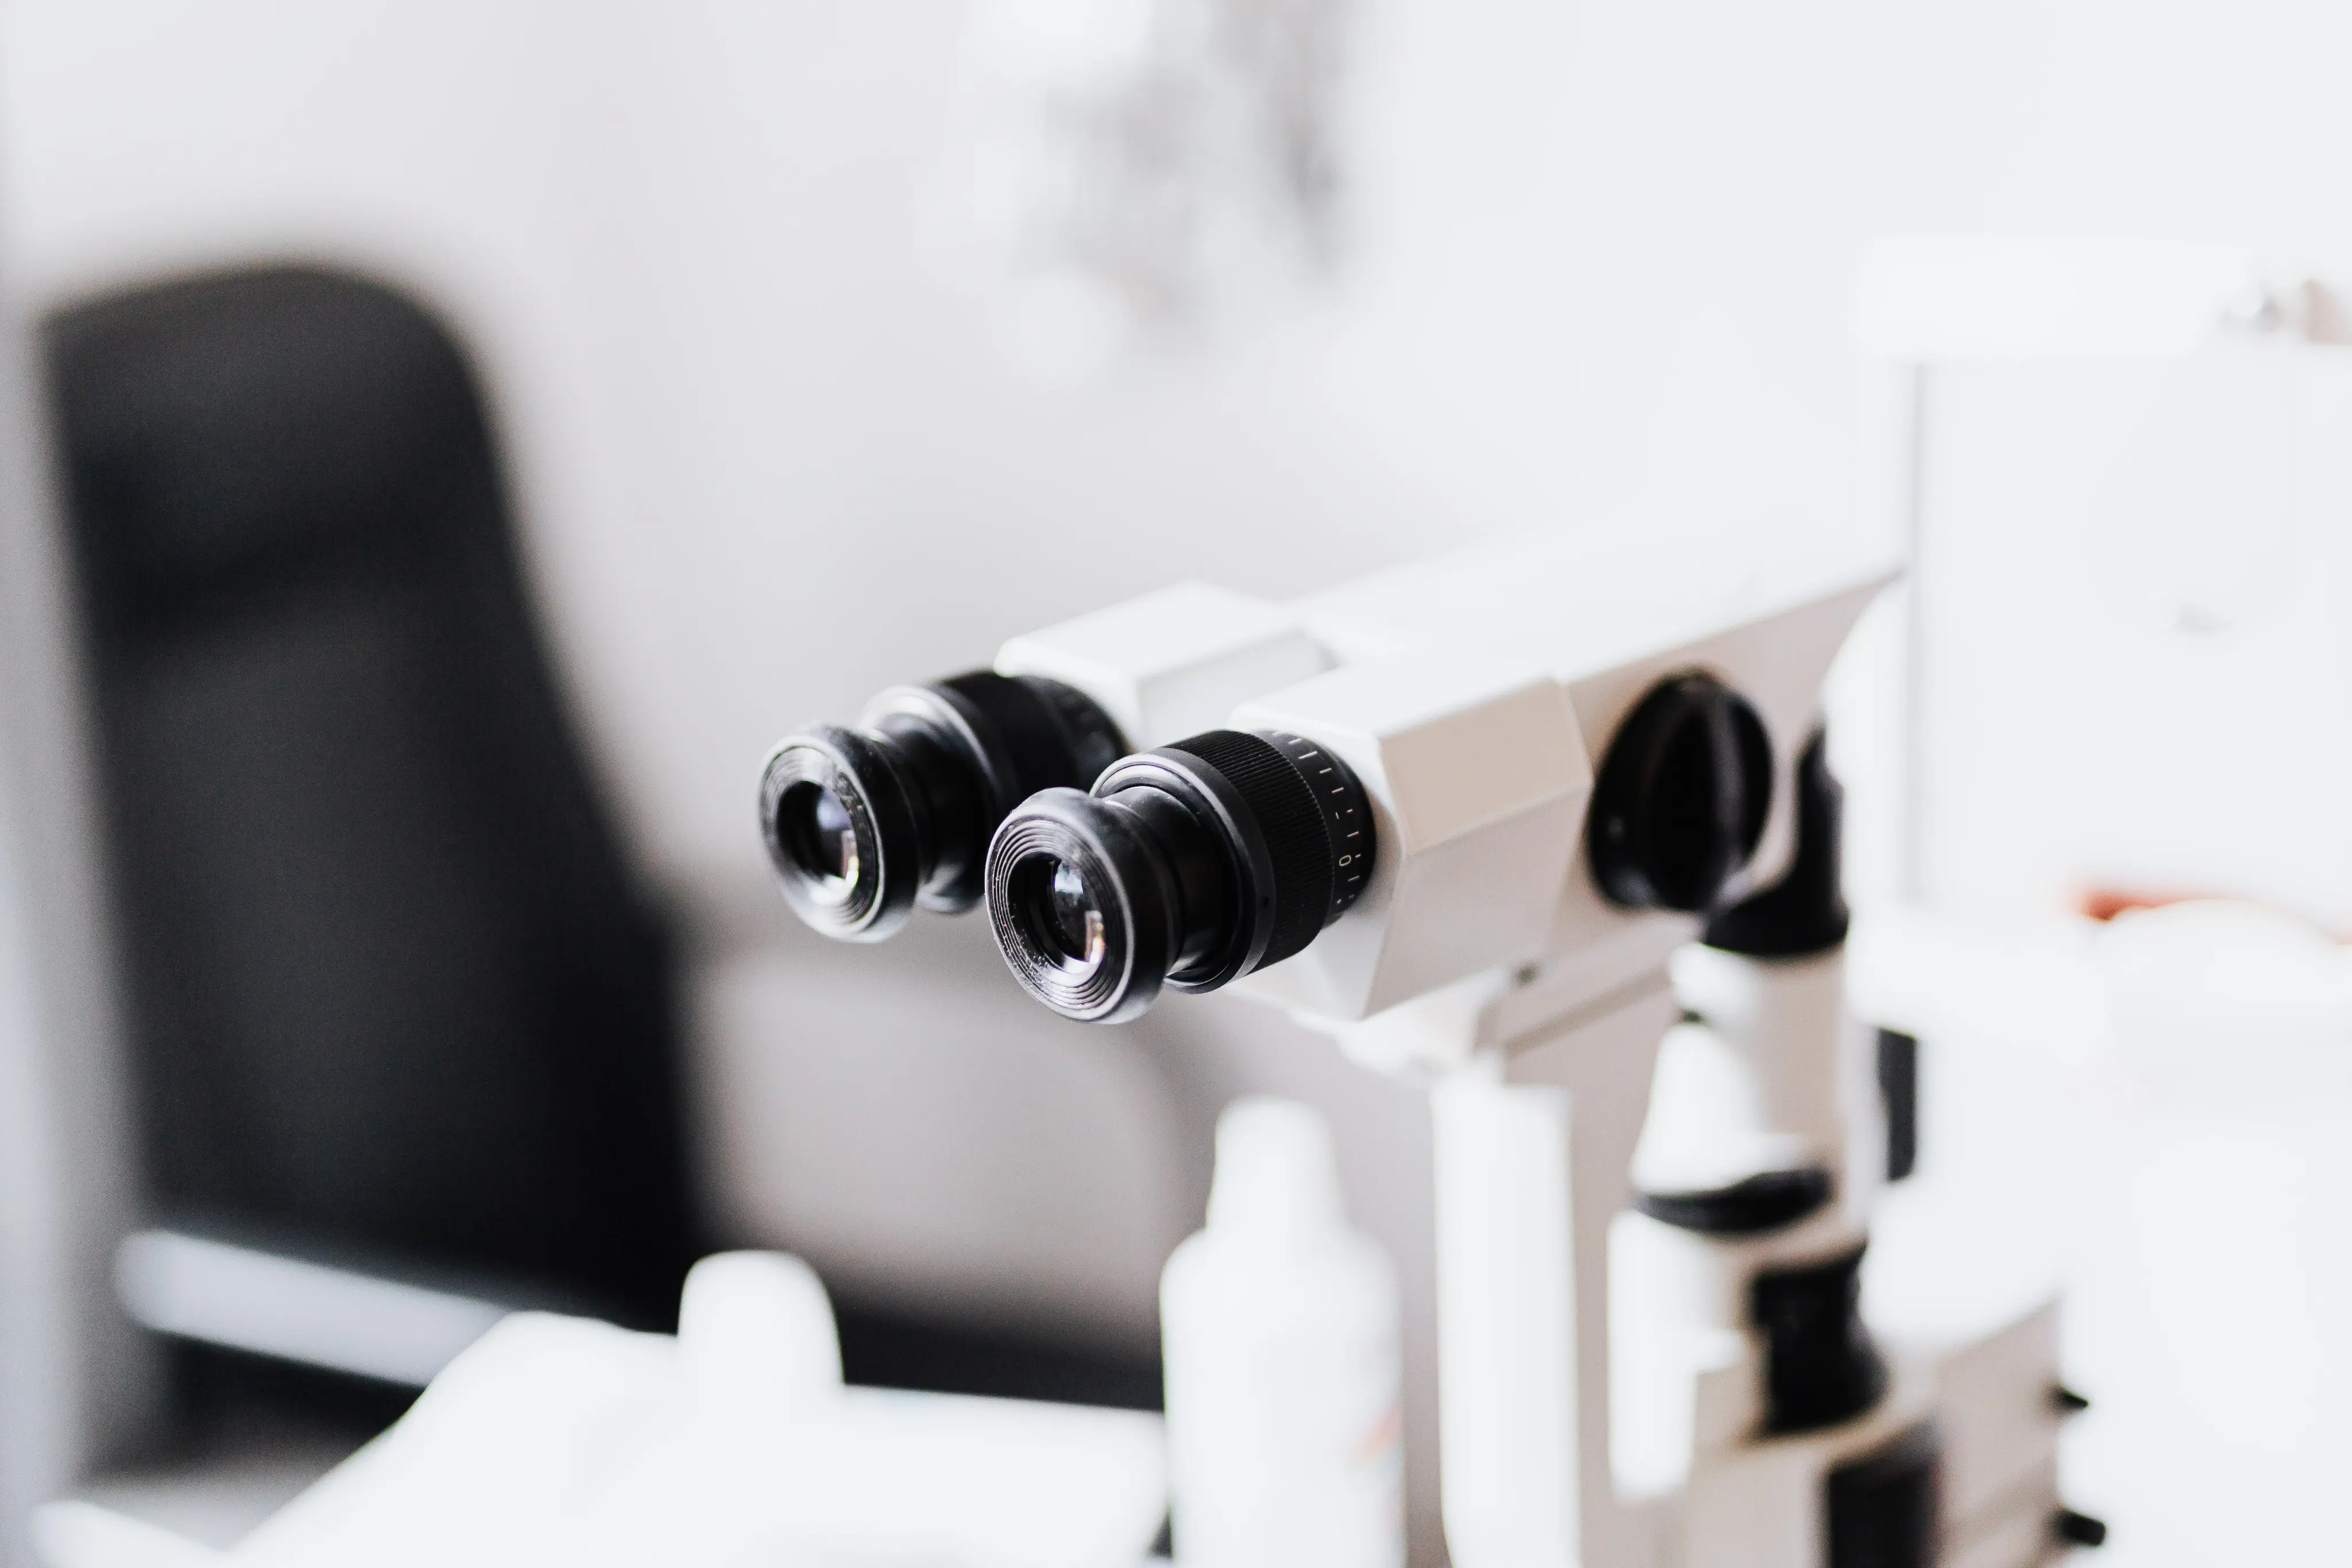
1015,854 -> 1105,972
782,782 -> 859,893
1047,860 -> 1105,966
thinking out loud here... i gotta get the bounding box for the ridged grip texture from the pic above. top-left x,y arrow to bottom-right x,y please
1166,729 -> 1341,971
933,671 -> 1123,808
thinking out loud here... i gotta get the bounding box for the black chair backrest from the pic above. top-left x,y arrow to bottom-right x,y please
46,266 -> 694,1325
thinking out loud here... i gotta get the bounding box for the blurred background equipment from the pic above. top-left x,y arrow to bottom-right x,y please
1160,1098 -> 1403,1568
1846,235 -> 2352,1568
28,1250 -> 1174,1568
47,263 -> 699,1348
935,0 -> 1359,374
1852,237 -> 2352,922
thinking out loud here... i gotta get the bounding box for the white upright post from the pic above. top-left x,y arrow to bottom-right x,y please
1422,984 -> 1682,1568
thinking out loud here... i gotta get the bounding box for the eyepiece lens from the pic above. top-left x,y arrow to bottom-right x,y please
1013,854 -> 1106,973
780,781 -> 860,896
984,730 -> 1376,1025
1049,860 -> 1107,968
764,673 -> 1129,944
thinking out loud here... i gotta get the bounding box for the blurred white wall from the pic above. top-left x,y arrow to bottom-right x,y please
0,250 -> 151,1566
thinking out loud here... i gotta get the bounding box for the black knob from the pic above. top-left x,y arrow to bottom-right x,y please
2052,1508 -> 2109,1548
1587,672 -> 1771,913
1703,728 -> 1848,957
1751,1242 -> 1889,1434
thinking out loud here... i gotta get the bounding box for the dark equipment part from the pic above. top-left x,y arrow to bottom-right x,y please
1587,671 -> 1773,913
761,672 -> 1125,942
1750,1242 -> 1889,1434
1877,1027 -> 1920,1183
1635,1165 -> 1835,1237
834,1294 -> 1162,1411
987,728 -> 1373,1023
1703,727 -> 1849,957
2052,1508 -> 2110,1548
1824,1422 -> 1941,1568
46,267 -> 698,1333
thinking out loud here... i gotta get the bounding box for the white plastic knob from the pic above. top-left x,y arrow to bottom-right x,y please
677,1250 -> 842,1428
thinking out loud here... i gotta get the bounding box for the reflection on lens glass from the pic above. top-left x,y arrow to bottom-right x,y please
783,783 -> 858,892
1048,861 -> 1104,965
1016,855 -> 1105,972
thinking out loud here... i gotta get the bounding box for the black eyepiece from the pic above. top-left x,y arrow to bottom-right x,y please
761,672 -> 1125,942
985,729 -> 1374,1023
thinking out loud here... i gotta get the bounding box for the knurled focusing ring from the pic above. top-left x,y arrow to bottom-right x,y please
1159,730 -> 1330,971
1263,730 -> 1374,923
1104,729 -> 1375,982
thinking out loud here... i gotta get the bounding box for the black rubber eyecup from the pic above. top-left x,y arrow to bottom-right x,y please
856,683 -> 1005,913
759,725 -> 922,942
986,789 -> 1174,1024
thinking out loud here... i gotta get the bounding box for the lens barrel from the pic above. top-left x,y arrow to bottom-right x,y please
761,672 -> 1125,942
985,729 -> 1374,1023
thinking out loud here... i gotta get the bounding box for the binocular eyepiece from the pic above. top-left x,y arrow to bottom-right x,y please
987,729 -> 1374,1023
763,661 -> 1774,1024
760,672 -> 1125,942
762,669 -> 1376,1020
